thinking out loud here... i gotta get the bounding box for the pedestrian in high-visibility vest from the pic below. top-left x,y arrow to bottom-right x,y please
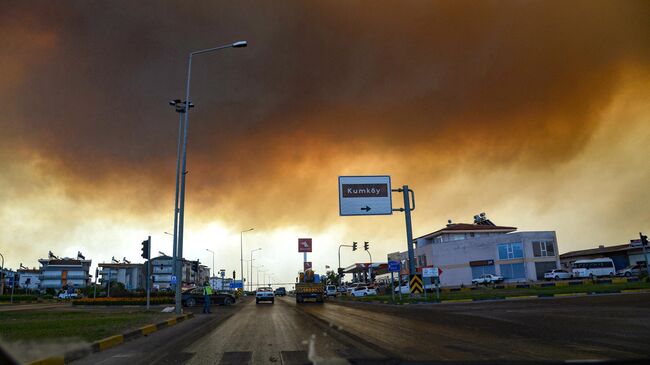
203,281 -> 213,314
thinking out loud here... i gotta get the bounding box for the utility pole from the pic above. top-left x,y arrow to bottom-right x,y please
640,232 -> 649,276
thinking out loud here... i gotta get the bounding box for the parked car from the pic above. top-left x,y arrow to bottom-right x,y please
181,288 -> 236,307
350,286 -> 377,297
274,287 -> 287,296
325,285 -> 337,298
345,283 -> 364,295
544,269 -> 573,280
58,292 -> 78,299
394,284 -> 411,294
471,274 -> 504,285
256,287 -> 275,304
616,263 -> 647,277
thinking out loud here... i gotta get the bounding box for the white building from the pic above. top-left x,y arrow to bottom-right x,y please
391,214 -> 560,286
38,255 -> 92,290
98,262 -> 145,290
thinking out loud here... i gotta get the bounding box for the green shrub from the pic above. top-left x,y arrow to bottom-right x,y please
0,295 -> 38,302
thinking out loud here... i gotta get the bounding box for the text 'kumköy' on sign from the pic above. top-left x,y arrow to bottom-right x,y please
342,184 -> 389,198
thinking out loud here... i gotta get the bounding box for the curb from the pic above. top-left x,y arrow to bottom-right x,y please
341,288 -> 650,306
27,313 -> 194,365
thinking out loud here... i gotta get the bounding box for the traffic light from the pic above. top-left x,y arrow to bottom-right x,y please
337,267 -> 344,275
641,232 -> 648,246
352,242 -> 358,251
233,270 -> 236,279
140,239 -> 149,259
192,261 -> 199,272
364,241 -> 369,251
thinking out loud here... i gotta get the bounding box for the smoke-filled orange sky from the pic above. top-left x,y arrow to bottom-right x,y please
1,1 -> 649,283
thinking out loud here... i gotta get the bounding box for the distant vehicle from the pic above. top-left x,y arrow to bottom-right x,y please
58,292 -> 78,299
256,287 -> 275,304
616,263 -> 647,277
572,258 -> 616,278
274,287 -> 287,296
295,270 -> 325,303
394,284 -> 410,294
181,288 -> 236,307
345,283 -> 364,295
544,269 -> 573,280
471,274 -> 504,285
325,285 -> 337,298
350,286 -> 377,297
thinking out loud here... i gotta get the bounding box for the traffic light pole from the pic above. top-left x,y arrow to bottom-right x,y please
338,244 -> 353,288
641,232 -> 650,277
146,236 -> 151,310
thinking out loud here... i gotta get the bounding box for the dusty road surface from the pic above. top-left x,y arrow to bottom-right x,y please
301,293 -> 650,362
66,293 -> 650,364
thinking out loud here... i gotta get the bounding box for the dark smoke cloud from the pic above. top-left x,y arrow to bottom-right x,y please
1,0 -> 649,229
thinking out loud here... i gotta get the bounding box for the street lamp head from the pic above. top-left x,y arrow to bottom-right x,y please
232,41 -> 248,48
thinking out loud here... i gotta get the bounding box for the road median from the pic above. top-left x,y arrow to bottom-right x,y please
23,313 -> 193,365
335,280 -> 650,305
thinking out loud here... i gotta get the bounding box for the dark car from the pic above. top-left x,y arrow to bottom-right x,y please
181,288 -> 236,307
274,287 -> 287,296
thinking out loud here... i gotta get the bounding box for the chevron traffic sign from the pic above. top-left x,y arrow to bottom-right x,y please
409,274 -> 423,294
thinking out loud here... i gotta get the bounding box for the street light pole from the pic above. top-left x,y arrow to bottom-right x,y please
169,100 -> 192,313
250,248 -> 261,292
240,228 -> 253,291
0,252 -> 4,295
206,249 -> 215,279
174,40 -> 247,315
257,267 -> 265,290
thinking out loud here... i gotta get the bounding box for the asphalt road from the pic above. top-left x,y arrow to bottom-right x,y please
70,292 -> 650,364
308,293 -> 650,361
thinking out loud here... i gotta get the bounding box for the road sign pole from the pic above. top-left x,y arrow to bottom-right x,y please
398,262 -> 403,302
390,271 -> 395,303
423,276 -> 427,301
402,185 -> 416,277
435,277 -> 440,302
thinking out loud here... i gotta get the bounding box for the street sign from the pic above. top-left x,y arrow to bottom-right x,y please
388,260 -> 400,272
298,238 -> 312,253
423,267 -> 443,278
338,176 -> 392,216
304,262 -> 312,271
230,280 -> 243,289
409,274 -> 423,294
170,275 -> 177,285
422,267 -> 435,278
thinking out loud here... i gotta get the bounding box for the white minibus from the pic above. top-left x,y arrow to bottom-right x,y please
572,258 -> 616,278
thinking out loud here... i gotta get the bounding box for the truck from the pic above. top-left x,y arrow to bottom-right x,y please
295,269 -> 325,303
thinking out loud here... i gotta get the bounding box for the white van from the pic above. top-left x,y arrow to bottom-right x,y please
572,258 -> 616,278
